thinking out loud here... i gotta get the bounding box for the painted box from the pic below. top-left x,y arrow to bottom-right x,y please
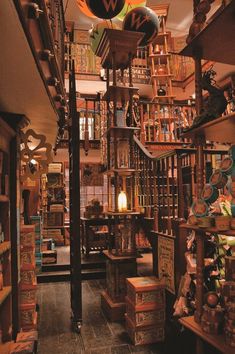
19,304 -> 36,329
126,277 -> 165,307
125,314 -> 164,345
20,284 -> 37,305
125,296 -> 165,327
20,270 -> 36,285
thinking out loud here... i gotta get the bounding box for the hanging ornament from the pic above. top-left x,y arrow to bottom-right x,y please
89,21 -> 120,54
85,0 -> 125,19
116,1 -> 146,21
123,6 -> 159,46
76,0 -> 96,18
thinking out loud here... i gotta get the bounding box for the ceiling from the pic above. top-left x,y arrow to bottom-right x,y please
63,0 -> 222,36
0,0 -> 58,146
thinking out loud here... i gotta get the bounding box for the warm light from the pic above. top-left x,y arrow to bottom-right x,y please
118,191 -> 127,212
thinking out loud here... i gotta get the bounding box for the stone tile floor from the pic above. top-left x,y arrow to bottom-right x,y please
37,280 -> 166,354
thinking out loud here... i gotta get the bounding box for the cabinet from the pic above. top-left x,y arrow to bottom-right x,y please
96,28 -> 143,321
41,162 -> 66,248
0,118 -> 15,344
179,2 -> 235,353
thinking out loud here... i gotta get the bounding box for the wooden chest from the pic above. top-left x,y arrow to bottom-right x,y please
126,276 -> 165,307
125,296 -> 165,327
125,314 -> 164,345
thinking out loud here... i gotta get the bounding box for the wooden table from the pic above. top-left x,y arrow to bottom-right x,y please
80,217 -> 113,257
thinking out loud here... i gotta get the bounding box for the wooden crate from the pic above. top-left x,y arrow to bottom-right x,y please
125,314 -> 165,345
125,296 -> 165,327
126,276 -> 165,307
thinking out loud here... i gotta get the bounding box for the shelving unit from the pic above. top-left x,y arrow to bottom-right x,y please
41,163 -> 66,248
95,28 -> 143,321
148,5 -> 176,142
179,2 -> 235,353
0,118 -> 15,344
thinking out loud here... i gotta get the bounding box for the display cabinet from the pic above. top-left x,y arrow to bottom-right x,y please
179,2 -> 235,353
0,118 -> 15,345
95,28 -> 144,321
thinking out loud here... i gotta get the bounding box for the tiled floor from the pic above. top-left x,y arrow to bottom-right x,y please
37,280 -> 166,354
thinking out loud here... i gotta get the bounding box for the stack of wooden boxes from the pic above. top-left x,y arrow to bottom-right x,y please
20,225 -> 37,332
30,216 -> 42,273
125,276 -> 165,346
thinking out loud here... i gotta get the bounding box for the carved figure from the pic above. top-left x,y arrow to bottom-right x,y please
185,67 -> 227,131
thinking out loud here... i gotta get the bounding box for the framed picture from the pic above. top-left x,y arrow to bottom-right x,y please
80,163 -> 104,186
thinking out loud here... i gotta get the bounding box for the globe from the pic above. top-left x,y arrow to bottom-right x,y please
123,6 -> 159,46
86,0 -> 125,19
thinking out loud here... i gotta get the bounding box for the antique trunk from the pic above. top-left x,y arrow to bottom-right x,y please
125,296 -> 165,327
125,314 -> 165,345
126,276 -> 165,307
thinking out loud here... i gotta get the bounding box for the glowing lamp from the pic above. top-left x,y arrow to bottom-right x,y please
118,191 -> 127,212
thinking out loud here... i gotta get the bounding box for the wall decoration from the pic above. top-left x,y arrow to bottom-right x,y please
158,236 -> 175,294
81,163 -> 104,186
20,129 -> 53,181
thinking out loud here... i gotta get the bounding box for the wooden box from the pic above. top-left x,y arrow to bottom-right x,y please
20,270 -> 36,285
19,304 -> 36,329
20,284 -> 37,305
20,248 -> 35,269
20,232 -> 35,249
10,341 -> 34,354
125,314 -> 165,345
42,250 -> 57,264
16,330 -> 38,342
125,296 -> 165,327
126,277 -> 165,307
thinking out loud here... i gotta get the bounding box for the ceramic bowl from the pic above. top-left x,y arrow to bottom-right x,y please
191,199 -> 208,217
220,156 -> 234,175
209,169 -> 228,189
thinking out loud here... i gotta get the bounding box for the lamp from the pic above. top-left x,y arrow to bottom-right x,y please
118,191 -> 127,212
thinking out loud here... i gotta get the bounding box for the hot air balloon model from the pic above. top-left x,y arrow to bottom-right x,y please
116,0 -> 146,21
123,6 -> 159,46
85,0 -> 125,19
76,0 -> 97,18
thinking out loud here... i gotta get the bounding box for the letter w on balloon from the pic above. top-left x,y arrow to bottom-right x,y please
130,13 -> 148,30
102,0 -> 118,11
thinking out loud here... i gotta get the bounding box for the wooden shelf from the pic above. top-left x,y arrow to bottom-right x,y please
103,85 -> 139,102
105,168 -> 138,176
107,126 -> 139,138
153,95 -> 176,99
153,32 -> 170,45
179,2 -> 235,65
0,241 -> 11,256
0,195 -> 9,203
149,53 -> 170,58
180,222 -> 235,236
179,316 -> 234,354
0,286 -> 12,307
181,112 -> 235,143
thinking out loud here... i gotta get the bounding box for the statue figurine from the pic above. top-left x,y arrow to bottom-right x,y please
185,67 -> 227,131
